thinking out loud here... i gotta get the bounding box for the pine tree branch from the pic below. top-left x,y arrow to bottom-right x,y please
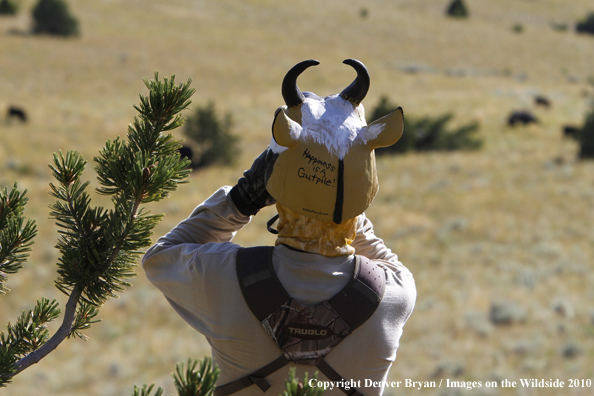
2,73 -> 194,386
0,184 -> 37,297
102,195 -> 142,272
68,302 -> 101,340
13,285 -> 82,374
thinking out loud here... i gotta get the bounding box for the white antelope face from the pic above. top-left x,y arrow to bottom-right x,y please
266,59 -> 404,224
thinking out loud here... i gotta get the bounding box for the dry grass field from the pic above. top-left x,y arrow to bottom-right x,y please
1,0 -> 594,395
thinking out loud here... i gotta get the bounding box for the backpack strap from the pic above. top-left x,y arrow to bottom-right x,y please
236,246 -> 291,322
316,360 -> 365,396
214,355 -> 291,396
328,255 -> 385,330
314,256 -> 384,396
215,247 -> 292,396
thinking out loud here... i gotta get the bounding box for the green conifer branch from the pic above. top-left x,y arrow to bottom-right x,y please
12,286 -> 82,376
282,368 -> 324,396
68,301 -> 101,340
0,298 -> 61,386
132,384 -> 165,396
173,357 -> 220,396
0,184 -> 38,297
0,73 -> 195,385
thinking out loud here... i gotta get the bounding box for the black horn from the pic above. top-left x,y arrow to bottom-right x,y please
340,59 -> 370,105
282,59 -> 320,108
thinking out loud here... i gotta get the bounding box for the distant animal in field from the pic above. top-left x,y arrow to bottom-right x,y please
178,145 -> 195,169
562,125 -> 581,140
507,110 -> 538,127
6,106 -> 27,123
534,95 -> 551,108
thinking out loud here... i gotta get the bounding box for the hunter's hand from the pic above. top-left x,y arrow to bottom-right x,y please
230,147 -> 277,216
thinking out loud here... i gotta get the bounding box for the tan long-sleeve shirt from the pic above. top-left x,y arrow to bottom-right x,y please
142,186 -> 416,396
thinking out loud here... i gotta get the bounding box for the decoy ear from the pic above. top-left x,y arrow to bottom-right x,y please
272,108 -> 300,148
366,107 -> 404,149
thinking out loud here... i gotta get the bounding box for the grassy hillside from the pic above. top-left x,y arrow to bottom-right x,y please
1,0 -> 594,395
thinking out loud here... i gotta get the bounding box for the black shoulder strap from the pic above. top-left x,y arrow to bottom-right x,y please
316,360 -> 365,396
236,247 -> 291,322
328,255 -> 385,330
214,355 -> 290,396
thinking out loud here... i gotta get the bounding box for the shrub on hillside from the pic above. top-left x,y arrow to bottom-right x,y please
32,0 -> 79,37
446,0 -> 469,19
0,0 -> 18,15
183,102 -> 240,169
576,12 -> 594,35
512,23 -> 524,34
407,113 -> 482,152
368,95 -> 482,155
550,21 -> 569,32
578,108 -> 594,159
